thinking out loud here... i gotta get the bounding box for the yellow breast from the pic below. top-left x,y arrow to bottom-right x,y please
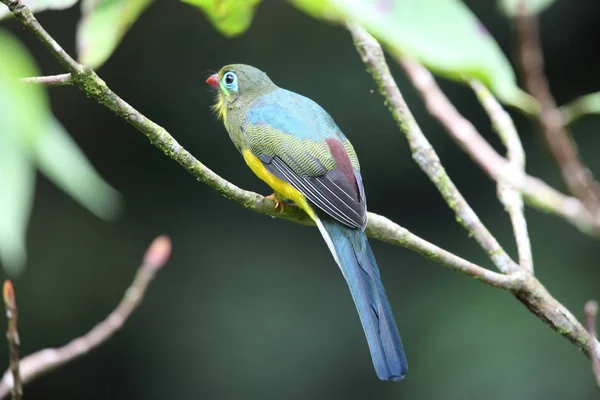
242,149 -> 316,220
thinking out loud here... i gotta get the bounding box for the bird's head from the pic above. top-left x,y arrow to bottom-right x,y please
206,64 -> 275,121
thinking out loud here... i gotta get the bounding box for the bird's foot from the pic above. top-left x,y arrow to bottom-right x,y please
266,193 -> 285,213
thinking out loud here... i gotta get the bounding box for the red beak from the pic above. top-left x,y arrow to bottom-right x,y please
206,74 -> 219,87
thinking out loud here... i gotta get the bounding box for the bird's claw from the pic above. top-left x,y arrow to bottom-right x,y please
266,193 -> 284,213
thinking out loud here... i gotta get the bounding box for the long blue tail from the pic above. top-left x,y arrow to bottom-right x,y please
317,219 -> 408,381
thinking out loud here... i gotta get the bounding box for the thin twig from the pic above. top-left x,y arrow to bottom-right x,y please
470,80 -> 533,273
367,214 -> 516,288
398,57 -> 598,237
2,282 -> 21,400
585,300 -> 600,388
515,3 -> 600,214
560,92 -> 600,126
20,73 -> 72,87
347,22 -> 518,275
0,236 -> 172,399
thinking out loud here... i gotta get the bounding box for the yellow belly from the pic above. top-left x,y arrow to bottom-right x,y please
242,149 -> 316,220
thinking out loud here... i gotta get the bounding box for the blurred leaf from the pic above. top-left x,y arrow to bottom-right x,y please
289,0 -> 341,21
33,116 -> 122,221
181,0 -> 262,37
77,0 -> 154,68
0,134 -> 35,275
291,0 -> 537,113
0,32 -> 48,143
499,0 -> 556,16
561,92 -> 600,126
0,29 -> 121,274
0,0 -> 78,20
0,30 -> 46,274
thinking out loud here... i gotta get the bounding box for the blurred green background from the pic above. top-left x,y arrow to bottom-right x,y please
2,0 -> 600,398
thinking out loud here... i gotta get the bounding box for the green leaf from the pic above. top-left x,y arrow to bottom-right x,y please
0,29 -> 122,274
0,0 -> 79,20
0,32 -> 48,143
499,0 -> 556,16
291,0 -> 537,113
0,30 -> 46,274
561,92 -> 600,126
289,0 -> 342,21
181,0 -> 262,37
77,0 -> 154,68
33,116 -> 123,221
0,133 -> 35,275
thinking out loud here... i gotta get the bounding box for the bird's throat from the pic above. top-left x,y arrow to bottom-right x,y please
212,92 -> 227,121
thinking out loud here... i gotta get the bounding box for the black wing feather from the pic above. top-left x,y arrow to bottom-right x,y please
261,155 -> 367,230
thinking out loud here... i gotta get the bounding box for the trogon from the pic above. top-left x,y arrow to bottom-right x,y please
206,64 -> 408,381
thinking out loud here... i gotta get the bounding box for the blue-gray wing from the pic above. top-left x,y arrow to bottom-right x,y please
245,88 -> 367,230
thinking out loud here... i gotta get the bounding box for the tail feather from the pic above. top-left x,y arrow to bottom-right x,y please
316,218 -> 408,381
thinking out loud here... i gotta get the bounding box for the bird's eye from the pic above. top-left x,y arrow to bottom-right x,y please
221,71 -> 238,92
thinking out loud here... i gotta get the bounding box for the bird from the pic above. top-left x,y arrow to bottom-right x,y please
206,64 -> 407,381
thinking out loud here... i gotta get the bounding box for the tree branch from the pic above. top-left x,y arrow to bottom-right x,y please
514,274 -> 599,364
0,236 -> 172,399
398,57 -> 599,238
3,1 -> 80,73
515,4 -> 600,214
345,21 -> 600,368
560,92 -> 600,126
347,22 -> 518,275
366,214 -> 516,288
470,80 -> 533,272
0,0 -> 517,289
2,282 -> 21,400
3,0 -> 599,386
20,73 -> 72,86
585,300 -> 600,388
